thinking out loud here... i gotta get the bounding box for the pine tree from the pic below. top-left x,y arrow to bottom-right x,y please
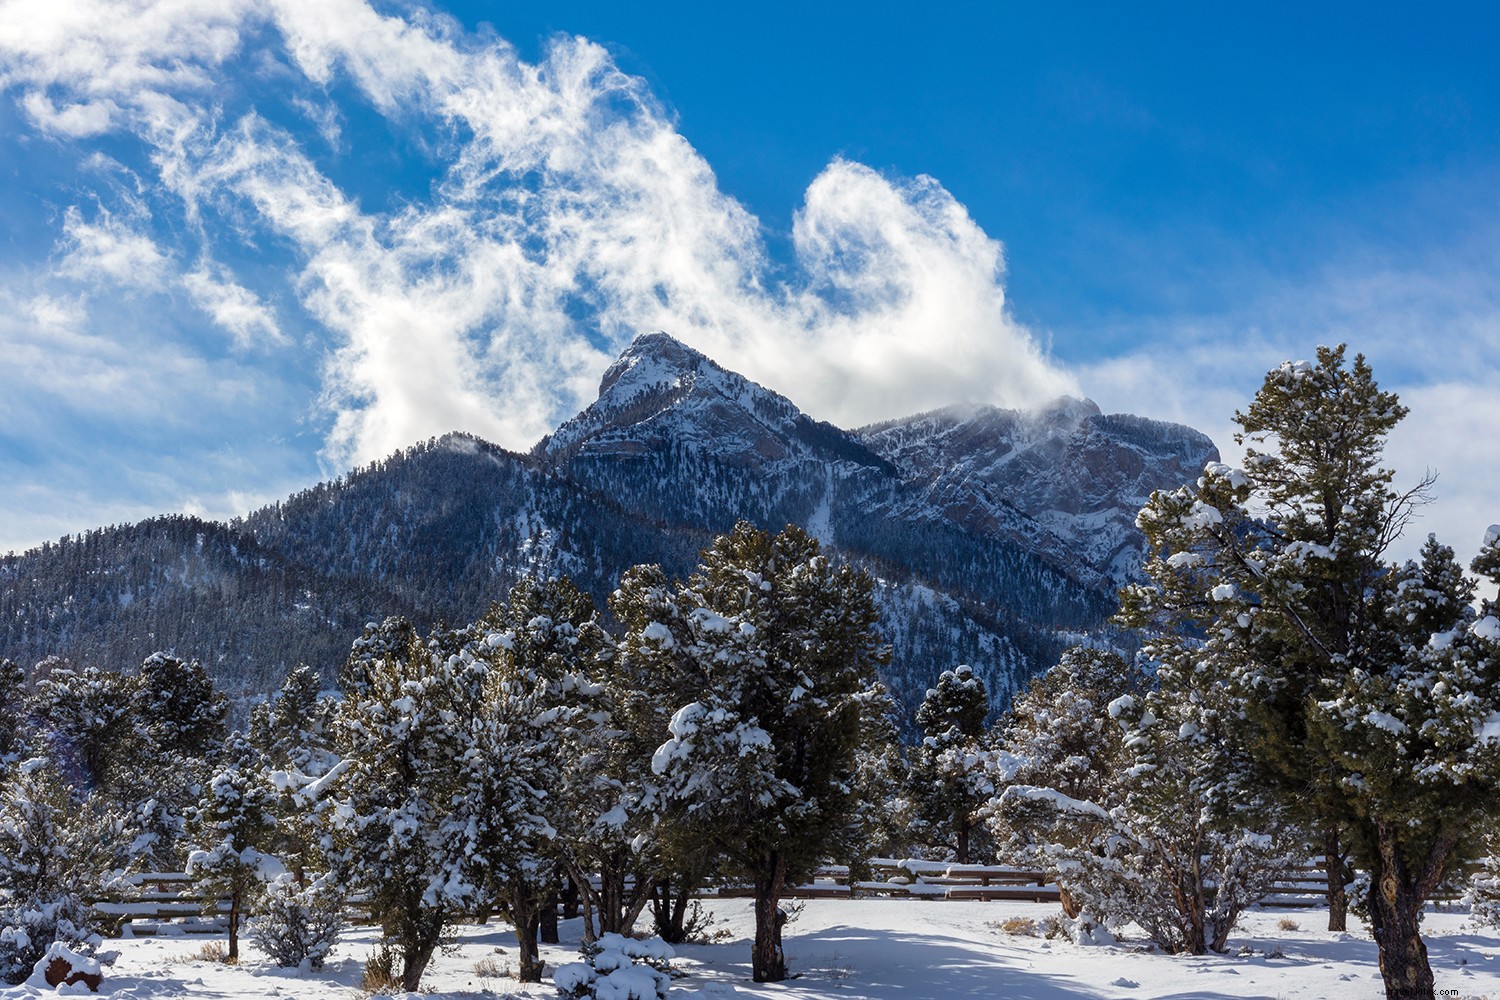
0,762 -> 116,983
649,522 -> 888,982
26,663 -> 140,795
1116,346 -> 1500,996
135,653 -> 227,760
909,665 -> 992,863
250,664 -> 336,777
991,646 -> 1143,917
469,575 -> 616,978
186,743 -> 278,962
321,618 -> 477,992
0,660 -> 28,786
610,563 -> 720,944
994,645 -> 1291,953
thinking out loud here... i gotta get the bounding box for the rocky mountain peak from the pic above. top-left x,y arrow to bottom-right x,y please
538,332 -> 894,474
596,330 -> 708,398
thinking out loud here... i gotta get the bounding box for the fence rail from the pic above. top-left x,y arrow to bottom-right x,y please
89,859 -> 1477,935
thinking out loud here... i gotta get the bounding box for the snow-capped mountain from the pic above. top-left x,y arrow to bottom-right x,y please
0,333 -> 1215,727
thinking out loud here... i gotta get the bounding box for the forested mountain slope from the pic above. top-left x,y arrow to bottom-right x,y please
0,333 -> 1216,725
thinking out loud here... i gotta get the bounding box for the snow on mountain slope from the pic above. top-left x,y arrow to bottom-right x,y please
1,331 -> 1217,723
539,332 -> 895,474
858,399 -> 1218,585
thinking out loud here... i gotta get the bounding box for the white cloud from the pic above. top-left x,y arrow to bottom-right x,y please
0,0 -> 256,135
56,205 -> 172,287
0,0 -> 1077,474
7,0 -> 1490,572
1078,253 -> 1500,565
182,259 -> 283,347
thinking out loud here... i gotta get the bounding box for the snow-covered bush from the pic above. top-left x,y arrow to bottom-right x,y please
0,762 -> 108,984
246,875 -> 345,970
553,933 -> 674,1000
994,647 -> 1294,955
0,894 -> 95,985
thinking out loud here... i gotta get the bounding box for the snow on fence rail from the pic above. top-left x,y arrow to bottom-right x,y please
90,859 -> 1465,934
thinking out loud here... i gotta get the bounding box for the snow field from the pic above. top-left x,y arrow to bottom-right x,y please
3,899 -> 1498,999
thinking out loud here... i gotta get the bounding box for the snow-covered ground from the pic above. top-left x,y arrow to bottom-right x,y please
5,899 -> 1499,999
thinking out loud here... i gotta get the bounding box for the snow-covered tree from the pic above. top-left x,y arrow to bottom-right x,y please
610,563 -> 721,944
991,646 -> 1144,917
26,663 -> 140,795
186,749 -> 279,962
0,660 -> 28,787
840,681 -> 911,873
649,522 -> 888,982
995,644 -> 1292,953
251,665 -> 339,885
322,618 -> 478,992
249,664 -> 335,776
0,762 -> 113,984
465,576 -> 612,979
909,665 -> 992,863
1116,346 -> 1500,996
134,653 -> 226,760
24,660 -> 206,869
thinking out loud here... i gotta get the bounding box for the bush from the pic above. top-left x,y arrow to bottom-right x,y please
553,933 -> 674,1000
360,942 -> 400,994
246,876 -> 344,971
0,894 -> 95,985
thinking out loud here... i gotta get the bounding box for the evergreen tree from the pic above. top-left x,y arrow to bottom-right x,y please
1116,346 -> 1500,996
0,762 -> 118,983
649,522 -> 888,982
909,665 -> 992,863
447,634 -> 553,983
991,646 -> 1144,917
610,564 -> 720,944
321,618 -> 476,992
839,681 -> 911,874
186,744 -> 279,962
26,663 -> 140,795
135,653 -> 227,760
469,576 -> 615,977
0,660 -> 28,789
995,645 -> 1291,953
250,664 -> 336,777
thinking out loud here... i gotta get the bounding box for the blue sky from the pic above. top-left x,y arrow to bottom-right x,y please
1,0 -> 1497,559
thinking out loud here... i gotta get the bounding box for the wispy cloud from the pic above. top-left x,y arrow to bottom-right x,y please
0,0 -> 1075,480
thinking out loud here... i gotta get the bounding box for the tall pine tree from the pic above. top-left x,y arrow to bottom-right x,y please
1117,346 -> 1500,996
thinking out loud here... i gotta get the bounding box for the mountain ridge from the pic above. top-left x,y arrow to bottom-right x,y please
0,332 -> 1217,727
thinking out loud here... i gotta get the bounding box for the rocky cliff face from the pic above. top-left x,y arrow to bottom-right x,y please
0,332 -> 1215,727
858,398 -> 1217,586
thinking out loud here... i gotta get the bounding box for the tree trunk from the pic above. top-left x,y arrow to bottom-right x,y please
510,885 -> 545,983
653,879 -> 692,943
1325,827 -> 1349,932
578,874 -> 597,945
540,885 -> 559,944
562,874 -> 580,920
227,888 -> 241,962
1367,830 -> 1435,1000
956,822 -> 970,865
751,852 -> 789,983
620,873 -> 654,937
1057,884 -> 1082,919
396,905 -> 444,992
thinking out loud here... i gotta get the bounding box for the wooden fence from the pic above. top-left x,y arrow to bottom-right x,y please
90,859 -> 1474,936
